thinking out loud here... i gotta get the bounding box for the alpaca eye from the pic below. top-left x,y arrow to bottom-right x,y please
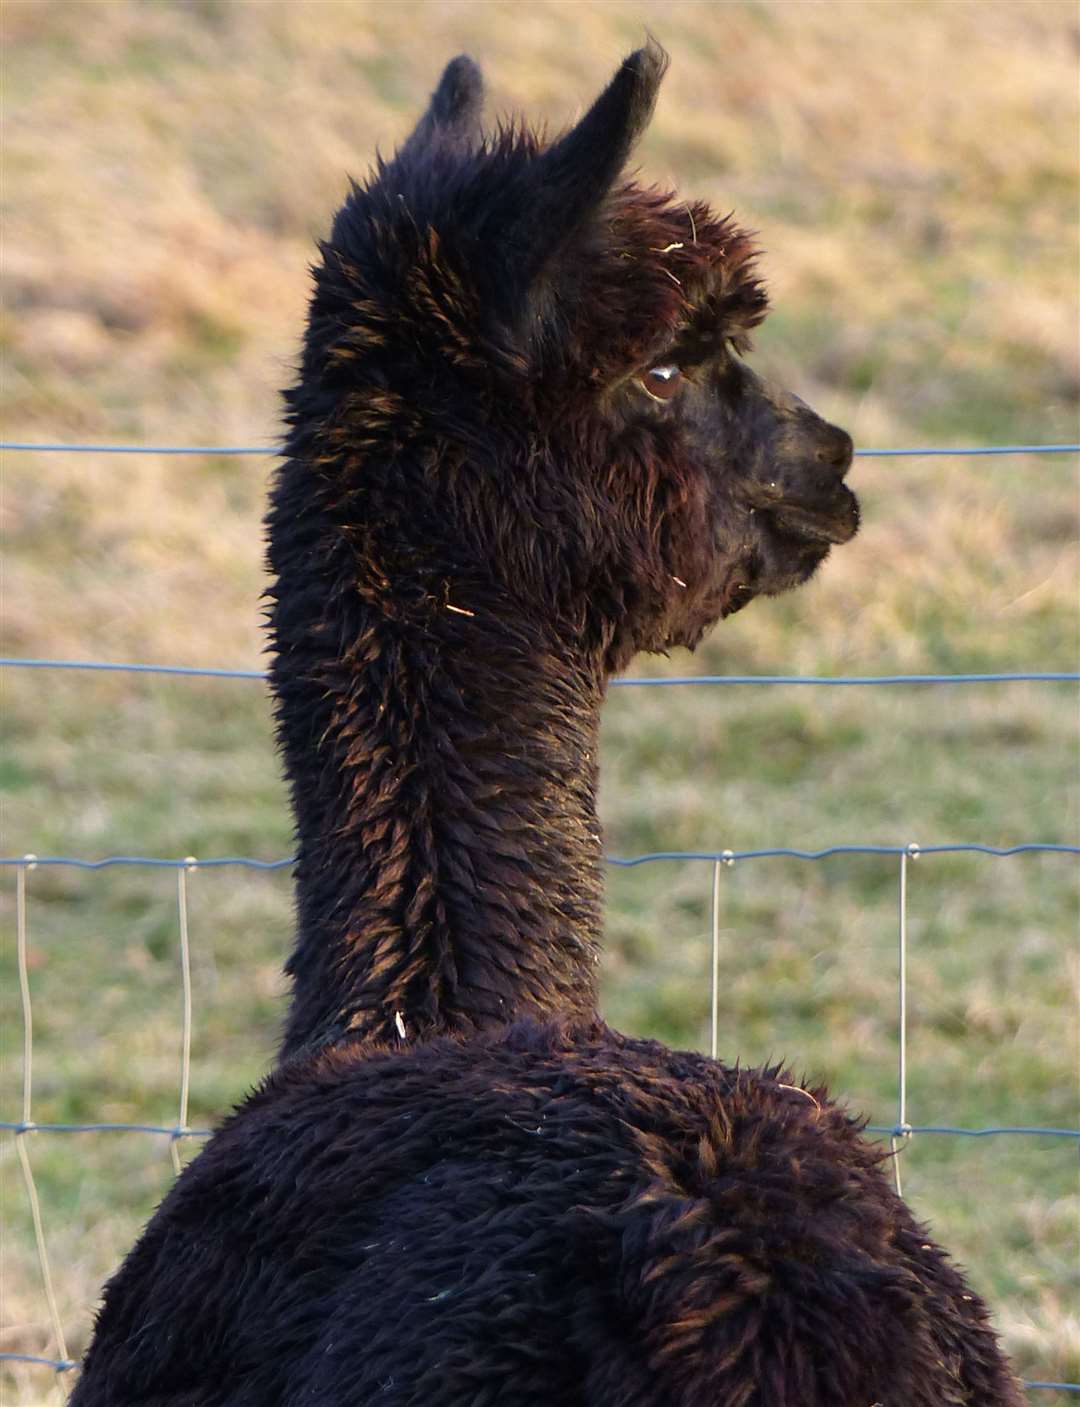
639,365 -> 684,402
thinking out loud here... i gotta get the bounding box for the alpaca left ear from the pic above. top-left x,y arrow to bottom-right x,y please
511,41 -> 668,289
398,55 -> 485,159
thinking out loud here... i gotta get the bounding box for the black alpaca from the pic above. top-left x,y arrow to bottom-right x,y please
72,47 -> 1022,1405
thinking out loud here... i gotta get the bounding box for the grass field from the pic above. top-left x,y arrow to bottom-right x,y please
2,1 -> 1078,1401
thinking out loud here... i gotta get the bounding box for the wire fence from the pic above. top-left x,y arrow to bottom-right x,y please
3,440 -> 1079,455
3,439 -> 1078,1395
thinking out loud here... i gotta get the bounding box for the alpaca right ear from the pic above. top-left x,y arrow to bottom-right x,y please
510,41 -> 669,291
398,55 -> 485,159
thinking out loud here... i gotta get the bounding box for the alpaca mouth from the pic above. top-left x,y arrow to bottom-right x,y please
767,486 -> 860,546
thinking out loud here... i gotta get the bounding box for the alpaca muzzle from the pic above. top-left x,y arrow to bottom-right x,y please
747,414 -> 859,546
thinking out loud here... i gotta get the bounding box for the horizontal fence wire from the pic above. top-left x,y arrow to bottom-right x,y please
2,1119 -> 1076,1140
2,844 -> 1078,870
3,440 -> 1079,456
6,1368 -> 1080,1390
2,656 -> 1078,687
4,437 -> 1077,1392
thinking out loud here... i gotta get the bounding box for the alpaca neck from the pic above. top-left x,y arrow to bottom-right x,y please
272,599 -> 606,1060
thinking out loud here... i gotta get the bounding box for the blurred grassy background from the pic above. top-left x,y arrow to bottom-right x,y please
2,1 -> 1077,1401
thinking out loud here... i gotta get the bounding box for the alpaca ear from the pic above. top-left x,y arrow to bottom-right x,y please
513,41 -> 668,287
399,55 -> 485,158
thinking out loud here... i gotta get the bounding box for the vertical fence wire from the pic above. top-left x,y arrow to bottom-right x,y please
169,860 -> 197,1178
890,845 -> 918,1196
13,857 -> 69,1367
710,860 -> 721,1060
709,851 -> 736,1061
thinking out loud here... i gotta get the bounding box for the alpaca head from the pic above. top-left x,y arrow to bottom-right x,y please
288,42 -> 857,674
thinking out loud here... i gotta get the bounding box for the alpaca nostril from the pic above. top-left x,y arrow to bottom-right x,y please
815,427 -> 854,477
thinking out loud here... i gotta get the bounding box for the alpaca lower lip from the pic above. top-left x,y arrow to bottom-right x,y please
769,490 -> 860,545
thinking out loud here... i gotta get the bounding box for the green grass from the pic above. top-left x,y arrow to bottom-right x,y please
2,1 -> 1077,1401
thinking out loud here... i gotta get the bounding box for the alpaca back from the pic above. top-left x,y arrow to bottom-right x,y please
72,1024 -> 1022,1406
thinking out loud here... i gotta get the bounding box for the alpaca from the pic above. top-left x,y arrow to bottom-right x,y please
71,46 -> 1022,1405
